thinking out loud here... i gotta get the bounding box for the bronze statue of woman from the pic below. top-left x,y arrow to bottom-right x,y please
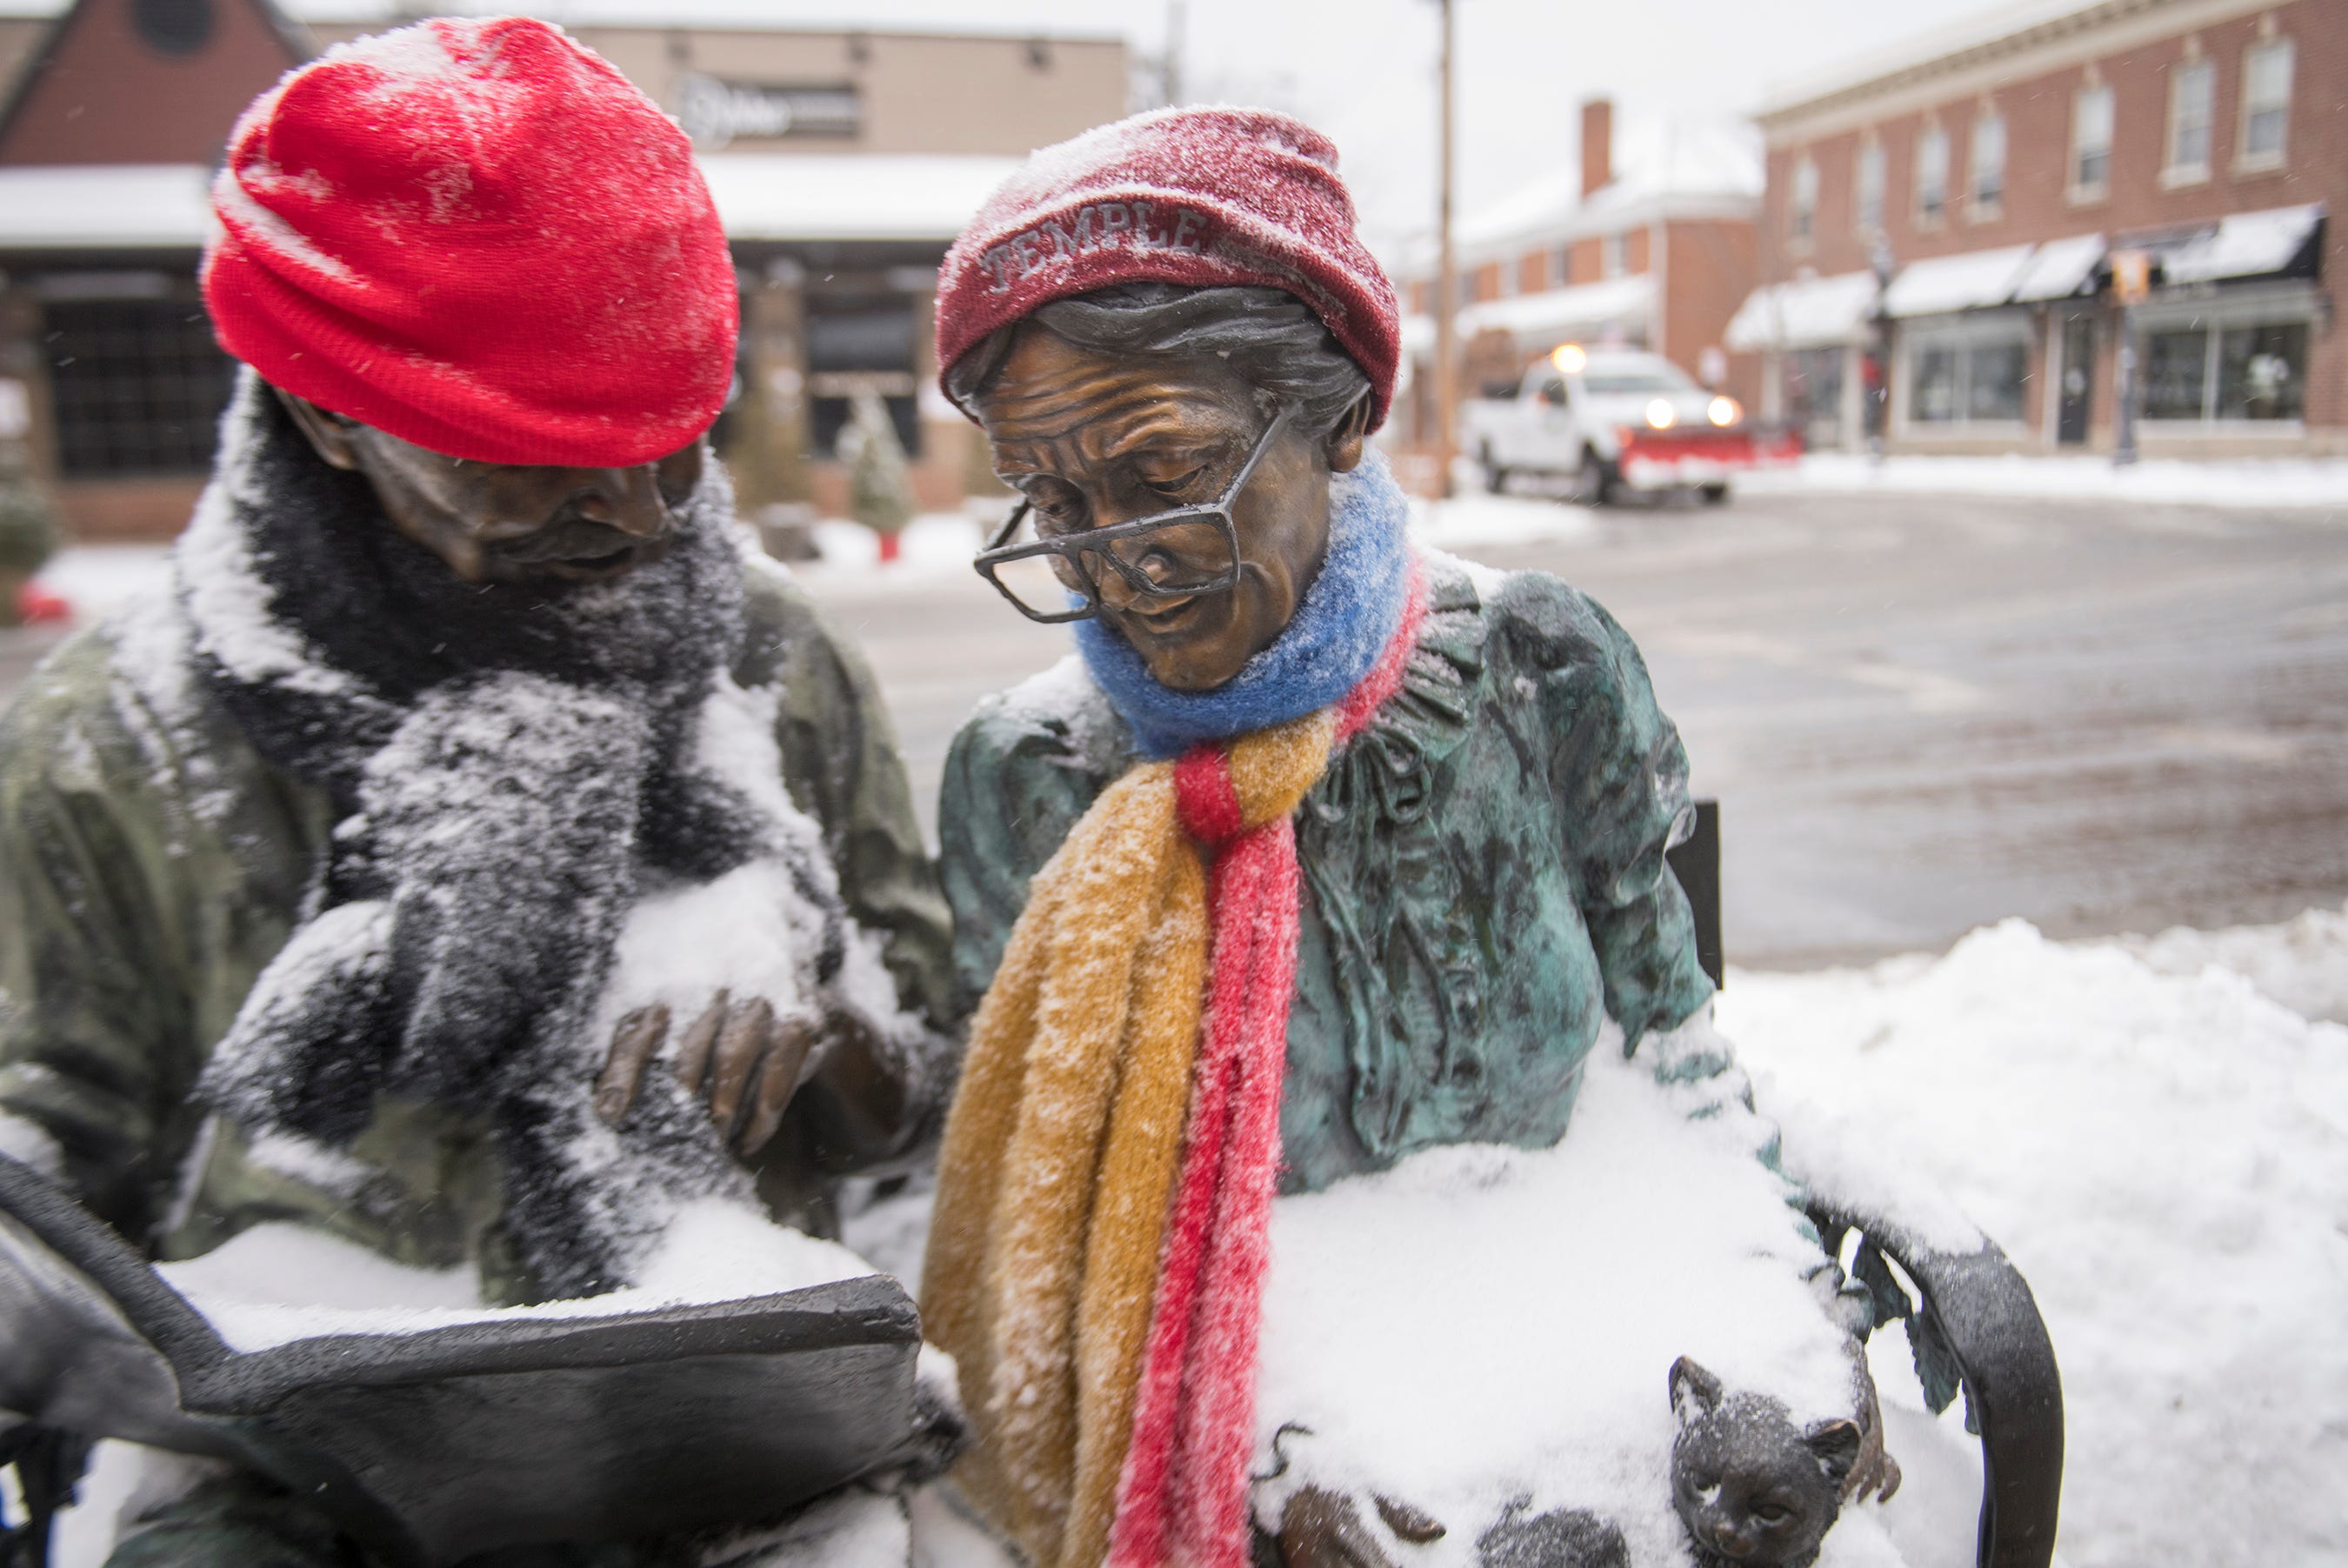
923,108 -> 1726,1568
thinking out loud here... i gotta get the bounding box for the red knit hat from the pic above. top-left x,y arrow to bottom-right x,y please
935,107 -> 1399,430
203,17 -> 737,468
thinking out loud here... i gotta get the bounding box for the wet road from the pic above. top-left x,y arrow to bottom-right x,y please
806,490 -> 2348,969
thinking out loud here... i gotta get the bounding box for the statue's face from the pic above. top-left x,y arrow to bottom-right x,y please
972,326 -> 1366,691
277,390 -> 703,584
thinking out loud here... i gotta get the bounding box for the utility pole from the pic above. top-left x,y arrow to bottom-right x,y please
1163,0 -> 1185,106
1431,0 -> 1458,499
2110,247 -> 2149,467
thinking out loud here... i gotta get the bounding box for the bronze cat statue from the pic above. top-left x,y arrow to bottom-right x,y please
1666,1355 -> 1897,1568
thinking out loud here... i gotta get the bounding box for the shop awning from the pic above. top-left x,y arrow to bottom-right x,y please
2156,204 -> 2325,285
0,164 -> 216,250
1883,244 -> 2038,317
696,153 -> 1020,243
0,156 -> 1024,253
1724,270 -> 1878,350
2012,233 -> 2105,302
1457,273 -> 1655,345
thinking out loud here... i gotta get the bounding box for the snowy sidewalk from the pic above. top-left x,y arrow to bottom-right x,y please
1741,452 -> 2348,511
1721,906 -> 2348,1568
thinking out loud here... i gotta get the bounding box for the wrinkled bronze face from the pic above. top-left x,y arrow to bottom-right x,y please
276,389 -> 704,584
971,326 -> 1368,691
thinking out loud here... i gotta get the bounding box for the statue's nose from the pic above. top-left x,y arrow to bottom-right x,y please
570,467 -> 668,538
1711,1521 -> 1751,1557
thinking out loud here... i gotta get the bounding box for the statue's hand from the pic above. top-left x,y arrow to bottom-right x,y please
593,991 -> 823,1158
1276,1485 -> 1442,1565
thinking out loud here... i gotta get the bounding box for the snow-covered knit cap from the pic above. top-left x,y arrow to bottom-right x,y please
934,106 -> 1400,430
202,17 -> 737,467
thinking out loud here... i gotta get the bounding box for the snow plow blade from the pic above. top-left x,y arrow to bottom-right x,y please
0,1154 -> 933,1567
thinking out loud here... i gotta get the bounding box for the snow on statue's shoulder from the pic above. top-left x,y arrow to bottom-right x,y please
1251,1044 -> 1857,1566
990,654 -> 1122,762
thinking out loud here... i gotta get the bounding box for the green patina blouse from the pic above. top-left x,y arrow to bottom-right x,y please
938,556 -> 1716,1195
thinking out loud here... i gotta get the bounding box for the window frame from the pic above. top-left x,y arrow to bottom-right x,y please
1913,123 -> 1950,230
1968,110 -> 2006,220
1789,155 -> 1818,249
2135,283 -> 2314,430
2070,82 -> 2114,204
1855,137 -> 1885,235
2163,56 -> 2215,186
2236,36 -> 2292,172
1895,309 -> 2033,436
1604,230 -> 1631,278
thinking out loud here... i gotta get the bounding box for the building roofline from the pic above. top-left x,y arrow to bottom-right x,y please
0,0 -> 1121,44
1754,0 -> 2160,125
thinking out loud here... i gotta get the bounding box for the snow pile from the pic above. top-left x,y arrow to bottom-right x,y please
1718,918 -> 2348,1568
1741,452 -> 2348,510
805,512 -> 989,575
2116,902 -> 2348,1025
1409,490 -> 1598,550
156,1200 -> 875,1354
1249,1042 -> 1863,1566
24,546 -> 173,626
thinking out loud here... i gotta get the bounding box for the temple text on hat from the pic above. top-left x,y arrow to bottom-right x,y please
979,203 -> 1212,292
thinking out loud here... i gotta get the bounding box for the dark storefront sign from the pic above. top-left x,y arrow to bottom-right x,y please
804,302 -> 918,458
676,75 -> 859,150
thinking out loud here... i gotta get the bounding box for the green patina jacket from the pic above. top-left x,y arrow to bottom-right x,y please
939,557 -> 1716,1195
0,557 -> 956,1291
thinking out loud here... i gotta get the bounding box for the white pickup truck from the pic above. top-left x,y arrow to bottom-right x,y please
1464,348 -> 1757,504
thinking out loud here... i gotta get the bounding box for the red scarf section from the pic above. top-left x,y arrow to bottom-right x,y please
1109,564 -> 1429,1565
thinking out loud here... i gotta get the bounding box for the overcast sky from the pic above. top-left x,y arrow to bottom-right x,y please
690,0 -> 2019,244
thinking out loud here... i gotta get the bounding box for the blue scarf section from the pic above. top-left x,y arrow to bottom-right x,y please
1075,447 -> 1412,759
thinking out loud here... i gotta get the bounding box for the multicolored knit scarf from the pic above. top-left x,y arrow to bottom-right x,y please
923,457 -> 1423,1568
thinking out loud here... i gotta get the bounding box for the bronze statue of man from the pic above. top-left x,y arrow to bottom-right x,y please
921,109 -> 1728,1566
0,20 -> 950,1565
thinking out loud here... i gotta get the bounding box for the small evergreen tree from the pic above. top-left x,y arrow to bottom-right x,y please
844,393 -> 915,557
0,456 -> 57,581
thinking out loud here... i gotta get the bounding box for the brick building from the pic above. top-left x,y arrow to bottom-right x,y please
1388,99 -> 1763,450
1733,0 -> 2339,456
0,0 -> 1126,539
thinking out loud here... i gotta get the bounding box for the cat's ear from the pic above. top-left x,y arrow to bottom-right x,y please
1804,1418 -> 1863,1489
1669,1358 -> 1723,1424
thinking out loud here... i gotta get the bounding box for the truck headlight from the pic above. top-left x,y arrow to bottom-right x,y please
1644,399 -> 1677,430
1708,396 -> 1741,427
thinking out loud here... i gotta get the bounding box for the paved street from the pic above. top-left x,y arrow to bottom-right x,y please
3,489 -> 2340,971
803,489 -> 2348,969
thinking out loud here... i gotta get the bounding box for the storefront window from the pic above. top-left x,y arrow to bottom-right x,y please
2216,323 -> 2304,420
1912,345 -> 1959,422
2144,318 -> 2307,423
2144,330 -> 2207,419
44,297 -> 235,478
1966,341 -> 2026,421
1906,320 -> 2027,425
1786,346 -> 1844,447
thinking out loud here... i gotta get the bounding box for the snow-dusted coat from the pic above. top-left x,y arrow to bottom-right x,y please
940,556 -> 1716,1196
0,556 -> 952,1299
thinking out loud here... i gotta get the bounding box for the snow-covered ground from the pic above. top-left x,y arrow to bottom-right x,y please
31,906 -> 2348,1565
1741,452 -> 2348,510
1721,910 -> 2348,1568
796,490 -> 1597,579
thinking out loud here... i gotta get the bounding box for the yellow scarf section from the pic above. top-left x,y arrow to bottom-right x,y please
922,709 -> 1338,1568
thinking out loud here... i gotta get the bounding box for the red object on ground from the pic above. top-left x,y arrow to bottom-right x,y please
15,581 -> 71,624
203,17 -> 737,467
934,106 -> 1401,430
877,530 -> 903,564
